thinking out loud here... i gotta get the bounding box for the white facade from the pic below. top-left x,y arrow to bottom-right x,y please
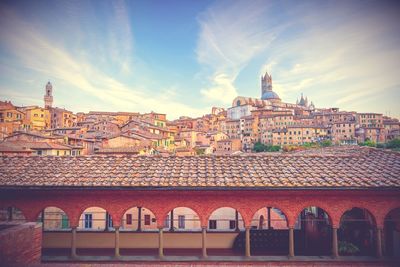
227,105 -> 256,120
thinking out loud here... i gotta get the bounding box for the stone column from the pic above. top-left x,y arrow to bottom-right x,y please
245,227 -> 251,257
289,227 -> 294,258
115,226 -> 120,258
202,226 -> 207,258
71,227 -> 77,258
376,228 -> 383,258
332,227 -> 339,258
158,227 -> 164,258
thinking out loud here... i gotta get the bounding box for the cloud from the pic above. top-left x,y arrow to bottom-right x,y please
196,0 -> 281,104
256,1 -> 400,114
0,5 -> 207,119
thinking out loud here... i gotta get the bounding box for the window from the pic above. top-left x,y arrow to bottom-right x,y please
61,215 -> 69,229
126,214 -> 132,225
229,220 -> 236,230
178,215 -> 185,229
209,220 -> 217,229
144,214 -> 151,225
107,213 -> 113,228
84,213 -> 92,229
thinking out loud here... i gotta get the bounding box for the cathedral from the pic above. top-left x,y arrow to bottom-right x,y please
231,71 -> 315,110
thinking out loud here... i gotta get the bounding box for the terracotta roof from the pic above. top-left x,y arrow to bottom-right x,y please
95,147 -> 144,154
0,147 -> 399,189
0,141 -> 71,151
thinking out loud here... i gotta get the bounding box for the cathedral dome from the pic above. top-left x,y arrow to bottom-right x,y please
261,90 -> 280,100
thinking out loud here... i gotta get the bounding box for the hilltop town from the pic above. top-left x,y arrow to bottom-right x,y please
0,72 -> 399,156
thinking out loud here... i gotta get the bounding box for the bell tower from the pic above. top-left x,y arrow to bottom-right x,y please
261,71 -> 272,96
44,81 -> 53,108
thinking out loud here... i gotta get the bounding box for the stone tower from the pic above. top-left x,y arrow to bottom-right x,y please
261,71 -> 273,96
44,81 -> 53,108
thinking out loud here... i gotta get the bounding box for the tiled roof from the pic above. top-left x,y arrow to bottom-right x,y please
0,147 -> 399,189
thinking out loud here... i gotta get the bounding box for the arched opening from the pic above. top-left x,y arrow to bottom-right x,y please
76,207 -> 114,256
295,206 -> 332,256
164,207 -> 201,232
249,207 -> 289,255
37,207 -> 70,257
121,206 -> 157,231
208,207 -> 244,231
208,207 -> 245,256
0,206 -> 26,223
163,207 -> 202,256
37,207 -> 70,230
384,208 -> 400,258
78,207 -> 113,231
339,207 -> 376,256
119,206 -> 158,256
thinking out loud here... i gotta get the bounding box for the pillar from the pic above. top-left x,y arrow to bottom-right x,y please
71,227 -> 77,258
267,207 -> 271,229
332,227 -> 338,258
158,227 -> 164,258
289,227 -> 294,257
202,226 -> 207,258
245,227 -> 251,257
376,228 -> 383,258
137,207 -> 142,232
170,209 -> 174,232
115,226 -> 120,258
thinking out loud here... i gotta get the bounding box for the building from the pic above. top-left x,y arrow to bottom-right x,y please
44,82 -> 53,108
216,139 -> 241,154
49,107 -> 76,129
0,147 -> 399,264
20,106 -> 50,131
0,101 -> 25,140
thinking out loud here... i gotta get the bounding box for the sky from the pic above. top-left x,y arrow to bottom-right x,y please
0,0 -> 399,119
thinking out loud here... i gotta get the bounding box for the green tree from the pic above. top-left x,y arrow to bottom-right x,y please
253,141 -> 265,152
321,140 -> 332,147
386,138 -> 400,149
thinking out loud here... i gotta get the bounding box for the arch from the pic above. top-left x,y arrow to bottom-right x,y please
36,206 -> 70,230
0,206 -> 26,223
249,207 -> 290,256
294,206 -> 332,256
208,207 -> 245,231
121,206 -> 157,231
251,207 -> 289,230
164,207 -> 201,231
78,206 -> 114,231
384,207 -> 400,258
291,204 -> 334,228
339,207 -> 377,256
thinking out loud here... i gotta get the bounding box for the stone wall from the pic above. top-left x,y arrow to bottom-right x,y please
0,222 -> 42,266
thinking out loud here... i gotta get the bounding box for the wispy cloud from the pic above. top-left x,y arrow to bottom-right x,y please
0,4 -> 207,119
196,0 -> 283,104
256,1 -> 400,114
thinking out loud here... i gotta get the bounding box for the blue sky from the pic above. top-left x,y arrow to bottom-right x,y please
0,0 -> 399,119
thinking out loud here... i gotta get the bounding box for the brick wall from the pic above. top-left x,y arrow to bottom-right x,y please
0,222 -> 42,266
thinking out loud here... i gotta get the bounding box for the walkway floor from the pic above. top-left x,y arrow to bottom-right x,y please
38,255 -> 399,267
